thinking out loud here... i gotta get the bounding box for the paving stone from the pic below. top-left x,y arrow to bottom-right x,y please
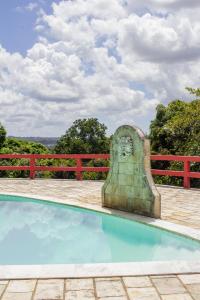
2,292 -> 32,300
179,274 -> 200,284
98,297 -> 128,300
95,277 -> 121,281
34,279 -> 64,300
186,284 -> 200,300
161,294 -> 193,300
150,275 -> 176,278
0,285 -> 6,297
6,280 -> 36,293
0,281 -> 9,284
151,277 -> 186,294
123,276 -> 152,288
66,278 -> 93,291
65,289 -> 95,299
95,279 -> 126,298
127,287 -> 160,300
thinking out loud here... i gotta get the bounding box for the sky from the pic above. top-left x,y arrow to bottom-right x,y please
0,0 -> 200,137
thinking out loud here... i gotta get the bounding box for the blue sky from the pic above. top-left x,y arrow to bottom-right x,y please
0,0 -> 199,137
0,0 -> 52,55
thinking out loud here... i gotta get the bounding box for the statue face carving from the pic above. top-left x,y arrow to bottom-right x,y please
119,136 -> 134,158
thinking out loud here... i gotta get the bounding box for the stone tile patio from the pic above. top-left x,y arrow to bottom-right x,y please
0,275 -> 200,300
0,179 -> 200,299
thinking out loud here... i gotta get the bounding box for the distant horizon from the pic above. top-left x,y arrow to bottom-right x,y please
8,135 -> 59,138
7,123 -> 150,138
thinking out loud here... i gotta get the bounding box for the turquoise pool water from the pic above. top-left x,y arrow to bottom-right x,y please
0,194 -> 200,265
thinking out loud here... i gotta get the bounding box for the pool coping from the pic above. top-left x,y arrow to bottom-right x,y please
0,192 -> 200,279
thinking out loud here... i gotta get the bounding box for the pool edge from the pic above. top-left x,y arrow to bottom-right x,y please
1,261 -> 200,279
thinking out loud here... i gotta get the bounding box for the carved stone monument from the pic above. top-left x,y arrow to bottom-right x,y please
102,125 -> 161,218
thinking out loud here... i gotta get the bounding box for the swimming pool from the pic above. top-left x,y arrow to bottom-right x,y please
0,194 -> 200,265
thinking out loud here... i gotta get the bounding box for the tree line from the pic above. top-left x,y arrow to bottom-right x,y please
0,88 -> 199,186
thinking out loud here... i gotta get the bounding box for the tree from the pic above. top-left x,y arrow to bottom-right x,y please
0,123 -> 6,148
149,88 -> 200,187
0,137 -> 50,178
54,118 -> 110,154
0,137 -> 49,154
150,96 -> 200,156
186,87 -> 200,97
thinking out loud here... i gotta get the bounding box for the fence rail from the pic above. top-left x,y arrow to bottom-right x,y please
0,154 -> 199,189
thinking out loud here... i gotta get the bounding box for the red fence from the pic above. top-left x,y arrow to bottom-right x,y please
0,154 -> 199,189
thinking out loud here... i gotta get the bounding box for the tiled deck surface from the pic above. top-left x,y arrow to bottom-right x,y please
1,275 -> 200,300
0,179 -> 200,300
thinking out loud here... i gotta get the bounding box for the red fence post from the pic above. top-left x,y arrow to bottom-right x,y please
184,160 -> 190,189
76,158 -> 82,180
30,156 -> 36,179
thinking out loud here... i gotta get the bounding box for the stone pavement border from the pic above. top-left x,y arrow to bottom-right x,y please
1,274 -> 200,299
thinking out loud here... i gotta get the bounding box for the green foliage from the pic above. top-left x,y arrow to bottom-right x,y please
52,159 -> 76,179
0,137 -> 49,154
186,87 -> 200,97
54,118 -> 110,154
0,137 -> 50,178
0,123 -> 6,149
0,119 -> 110,180
54,118 -> 110,180
82,158 -> 109,180
150,99 -> 200,155
150,88 -> 200,187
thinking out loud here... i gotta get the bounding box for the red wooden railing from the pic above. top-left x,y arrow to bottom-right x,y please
150,155 -> 200,189
0,154 -> 199,189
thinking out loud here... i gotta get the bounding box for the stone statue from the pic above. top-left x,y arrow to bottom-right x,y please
102,125 -> 161,218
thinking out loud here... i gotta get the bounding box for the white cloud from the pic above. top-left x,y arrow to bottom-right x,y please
15,2 -> 39,13
126,0 -> 200,14
118,13 -> 200,63
1,0 -> 200,136
25,2 -> 39,11
51,0 -> 127,21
